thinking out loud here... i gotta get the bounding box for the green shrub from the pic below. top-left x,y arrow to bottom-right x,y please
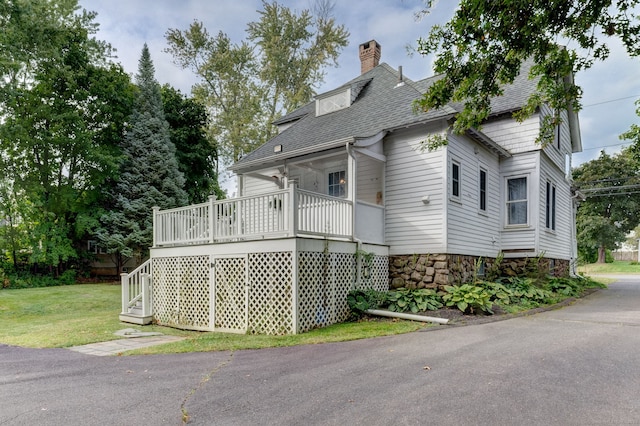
384,288 -> 443,313
59,269 -> 77,285
2,271 -> 77,289
479,281 -> 512,305
441,284 -> 493,314
347,289 -> 386,316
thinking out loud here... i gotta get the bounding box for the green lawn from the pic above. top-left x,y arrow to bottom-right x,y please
0,272 -> 613,355
0,284 -> 427,352
0,284 -> 191,348
578,261 -> 640,275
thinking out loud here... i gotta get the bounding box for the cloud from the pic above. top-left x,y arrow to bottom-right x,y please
79,0 -> 640,169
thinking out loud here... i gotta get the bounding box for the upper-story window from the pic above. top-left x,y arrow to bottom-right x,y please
451,160 -> 461,200
479,168 -> 487,212
328,170 -> 346,197
506,176 -> 528,226
546,181 -> 557,231
316,89 -> 351,116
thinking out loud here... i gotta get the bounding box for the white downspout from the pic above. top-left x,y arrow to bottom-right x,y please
346,141 -> 357,241
347,142 -> 364,288
365,309 -> 449,325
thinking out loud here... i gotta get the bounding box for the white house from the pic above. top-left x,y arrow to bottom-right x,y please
120,40 -> 582,334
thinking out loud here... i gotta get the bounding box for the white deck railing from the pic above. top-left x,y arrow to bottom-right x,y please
152,184 -> 355,247
121,259 -> 152,317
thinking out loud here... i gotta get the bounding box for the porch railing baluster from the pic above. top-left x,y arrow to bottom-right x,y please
153,186 -> 356,245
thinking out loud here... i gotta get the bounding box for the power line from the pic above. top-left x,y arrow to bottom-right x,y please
579,142 -> 631,152
586,190 -> 640,197
582,94 -> 640,108
581,184 -> 640,193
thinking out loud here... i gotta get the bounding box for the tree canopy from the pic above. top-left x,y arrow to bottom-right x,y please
0,0 -> 134,272
161,84 -> 224,203
415,1 -> 640,142
165,0 -> 348,167
96,45 -> 188,274
573,148 -> 640,263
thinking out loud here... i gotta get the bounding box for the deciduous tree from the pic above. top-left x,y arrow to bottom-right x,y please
0,0 -> 133,272
573,148 -> 640,263
165,0 -> 348,166
415,1 -> 640,143
161,85 -> 224,203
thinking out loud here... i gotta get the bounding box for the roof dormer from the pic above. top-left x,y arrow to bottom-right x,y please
315,78 -> 372,117
315,86 -> 351,116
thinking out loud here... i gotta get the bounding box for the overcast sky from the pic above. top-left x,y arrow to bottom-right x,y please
79,0 -> 640,169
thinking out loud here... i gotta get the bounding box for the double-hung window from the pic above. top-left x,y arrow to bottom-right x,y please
546,181 -> 557,230
451,160 -> 461,200
506,177 -> 528,225
479,169 -> 487,212
327,170 -> 346,197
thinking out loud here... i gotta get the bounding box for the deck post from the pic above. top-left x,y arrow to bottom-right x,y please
288,181 -> 298,237
141,273 -> 152,317
120,273 -> 129,314
209,195 -> 217,243
152,206 -> 159,247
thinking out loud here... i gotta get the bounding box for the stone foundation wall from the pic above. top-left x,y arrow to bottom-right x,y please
388,254 -> 570,289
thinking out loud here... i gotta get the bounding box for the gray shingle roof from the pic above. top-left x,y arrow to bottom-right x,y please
233,61 -> 538,172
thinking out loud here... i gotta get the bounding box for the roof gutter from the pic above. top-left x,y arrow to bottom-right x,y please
230,136 -> 355,173
465,127 -> 512,158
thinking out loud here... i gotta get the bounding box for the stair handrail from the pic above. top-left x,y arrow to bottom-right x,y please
121,259 -> 153,317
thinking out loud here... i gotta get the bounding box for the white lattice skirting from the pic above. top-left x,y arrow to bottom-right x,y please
150,241 -> 388,335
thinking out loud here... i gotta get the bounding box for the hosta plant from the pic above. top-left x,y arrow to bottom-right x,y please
385,288 -> 443,313
441,284 -> 493,314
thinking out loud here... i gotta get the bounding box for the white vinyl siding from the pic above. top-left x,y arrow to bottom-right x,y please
445,134 -> 501,258
482,113 -> 540,154
538,152 -> 573,259
356,153 -> 383,205
499,152 -> 538,254
384,124 -> 447,255
541,105 -> 572,171
243,175 -> 280,196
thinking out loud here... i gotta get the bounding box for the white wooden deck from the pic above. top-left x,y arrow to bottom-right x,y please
152,184 -> 385,247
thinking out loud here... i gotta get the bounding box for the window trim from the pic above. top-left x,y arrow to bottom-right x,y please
479,167 -> 487,212
450,158 -> 461,201
505,175 -> 529,227
545,181 -> 557,231
327,169 -> 347,198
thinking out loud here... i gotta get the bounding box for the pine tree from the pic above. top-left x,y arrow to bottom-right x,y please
97,44 -> 187,273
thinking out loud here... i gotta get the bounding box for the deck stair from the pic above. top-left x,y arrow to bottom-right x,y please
119,259 -> 153,325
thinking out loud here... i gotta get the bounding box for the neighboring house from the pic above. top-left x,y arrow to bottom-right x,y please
120,40 -> 582,334
86,240 -> 139,277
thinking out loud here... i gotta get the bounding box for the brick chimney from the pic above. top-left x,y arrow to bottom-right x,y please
359,40 -> 381,74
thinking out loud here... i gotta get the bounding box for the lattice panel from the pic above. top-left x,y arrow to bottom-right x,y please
214,257 -> 247,332
370,255 -> 389,292
297,251 -> 356,333
247,252 -> 293,335
152,256 -> 210,331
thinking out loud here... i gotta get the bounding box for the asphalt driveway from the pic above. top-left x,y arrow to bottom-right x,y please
2,276 -> 639,425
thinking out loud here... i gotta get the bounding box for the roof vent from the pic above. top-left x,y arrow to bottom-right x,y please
395,65 -> 405,88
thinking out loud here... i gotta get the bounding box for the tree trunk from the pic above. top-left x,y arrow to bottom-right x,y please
597,245 -> 607,263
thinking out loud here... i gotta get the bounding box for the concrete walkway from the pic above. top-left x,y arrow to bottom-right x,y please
68,333 -> 185,356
